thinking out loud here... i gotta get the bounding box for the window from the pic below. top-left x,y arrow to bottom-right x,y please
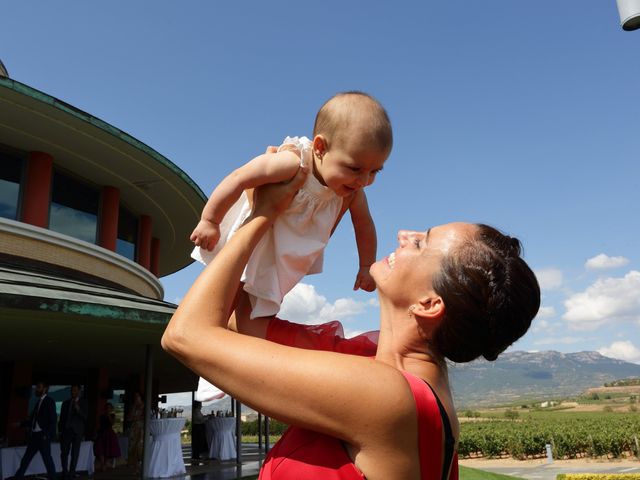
0,153 -> 23,220
49,171 -> 99,243
117,206 -> 138,261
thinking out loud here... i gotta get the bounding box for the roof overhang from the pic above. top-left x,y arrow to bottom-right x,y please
0,264 -> 196,393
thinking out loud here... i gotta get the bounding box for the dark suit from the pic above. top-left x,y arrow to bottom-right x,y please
14,394 -> 57,480
59,397 -> 88,478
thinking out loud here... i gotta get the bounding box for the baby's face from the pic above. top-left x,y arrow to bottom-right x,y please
315,143 -> 388,197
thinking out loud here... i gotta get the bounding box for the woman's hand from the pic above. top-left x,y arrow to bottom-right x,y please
250,162 -> 308,219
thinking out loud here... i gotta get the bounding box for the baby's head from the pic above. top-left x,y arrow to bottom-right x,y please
312,91 -> 392,197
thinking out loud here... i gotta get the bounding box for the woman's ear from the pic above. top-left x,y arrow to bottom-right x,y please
413,295 -> 445,321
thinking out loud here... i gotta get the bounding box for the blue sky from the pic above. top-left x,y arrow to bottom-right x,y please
3,1 -> 639,386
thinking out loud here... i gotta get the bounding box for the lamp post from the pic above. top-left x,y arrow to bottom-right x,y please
616,0 -> 640,30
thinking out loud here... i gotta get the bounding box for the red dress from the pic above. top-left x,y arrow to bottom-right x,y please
259,318 -> 459,480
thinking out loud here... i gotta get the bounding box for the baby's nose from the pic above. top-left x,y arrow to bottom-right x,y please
356,172 -> 370,187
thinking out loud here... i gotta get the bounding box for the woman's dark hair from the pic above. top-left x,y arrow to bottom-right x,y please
432,224 -> 540,363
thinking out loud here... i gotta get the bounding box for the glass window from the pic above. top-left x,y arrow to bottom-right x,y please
117,206 -> 138,261
0,153 -> 23,220
49,171 -> 99,243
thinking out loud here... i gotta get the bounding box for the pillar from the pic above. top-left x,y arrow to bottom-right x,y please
150,238 -> 160,277
5,362 -> 32,446
98,186 -> 120,251
137,215 -> 152,270
86,368 -> 109,439
21,152 -> 53,228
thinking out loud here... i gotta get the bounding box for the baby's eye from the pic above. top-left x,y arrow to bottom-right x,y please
372,167 -> 384,174
414,238 -> 421,248
348,166 -> 360,172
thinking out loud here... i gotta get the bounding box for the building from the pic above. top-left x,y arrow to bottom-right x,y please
0,67 -> 206,446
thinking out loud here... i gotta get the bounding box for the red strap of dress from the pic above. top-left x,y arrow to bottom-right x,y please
401,371 -> 444,480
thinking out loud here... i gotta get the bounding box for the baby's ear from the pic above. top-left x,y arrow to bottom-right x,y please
277,143 -> 302,159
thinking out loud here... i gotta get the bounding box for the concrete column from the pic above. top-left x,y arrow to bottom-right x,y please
235,398 -> 242,465
21,152 -> 53,228
150,238 -> 160,277
5,362 -> 32,446
137,215 -> 152,270
98,186 -> 120,251
86,368 -> 109,439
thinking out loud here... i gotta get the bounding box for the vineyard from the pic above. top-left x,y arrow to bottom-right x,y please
459,412 -> 640,459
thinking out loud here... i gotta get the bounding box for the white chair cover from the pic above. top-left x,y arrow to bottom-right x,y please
147,418 -> 186,478
205,417 -> 237,461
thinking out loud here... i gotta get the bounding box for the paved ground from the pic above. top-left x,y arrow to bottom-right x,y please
461,458 -> 640,480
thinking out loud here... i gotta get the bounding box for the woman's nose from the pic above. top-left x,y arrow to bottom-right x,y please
398,230 -> 414,246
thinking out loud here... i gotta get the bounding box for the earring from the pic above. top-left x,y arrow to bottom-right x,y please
408,305 -> 415,317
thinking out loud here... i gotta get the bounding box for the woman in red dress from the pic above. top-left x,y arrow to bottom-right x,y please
162,166 -> 540,479
94,403 -> 121,472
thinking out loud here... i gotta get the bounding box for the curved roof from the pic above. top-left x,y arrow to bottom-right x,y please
0,77 -> 207,277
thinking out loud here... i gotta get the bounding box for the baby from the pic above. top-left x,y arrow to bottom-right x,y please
190,91 -> 392,400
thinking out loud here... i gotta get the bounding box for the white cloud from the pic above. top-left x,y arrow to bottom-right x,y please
562,270 -> 640,330
279,283 -> 374,330
536,306 -> 556,319
535,268 -> 563,290
585,254 -> 629,270
598,341 -> 640,364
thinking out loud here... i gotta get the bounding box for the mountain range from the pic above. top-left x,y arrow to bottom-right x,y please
448,350 -> 640,407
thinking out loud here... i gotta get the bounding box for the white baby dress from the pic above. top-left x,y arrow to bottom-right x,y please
191,136 -> 344,401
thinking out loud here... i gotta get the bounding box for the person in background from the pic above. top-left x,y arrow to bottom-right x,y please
191,400 -> 208,464
13,381 -> 57,480
59,384 -> 88,479
94,402 -> 121,472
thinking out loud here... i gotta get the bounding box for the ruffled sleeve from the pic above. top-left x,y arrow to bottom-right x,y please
266,318 -> 378,357
278,136 -> 312,168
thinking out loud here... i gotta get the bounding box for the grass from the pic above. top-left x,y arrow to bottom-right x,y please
240,466 -> 522,480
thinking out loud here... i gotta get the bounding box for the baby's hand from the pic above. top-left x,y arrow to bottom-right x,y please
190,219 -> 221,251
353,265 -> 376,292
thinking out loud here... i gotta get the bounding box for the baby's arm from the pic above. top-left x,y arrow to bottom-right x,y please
349,190 -> 377,292
191,150 -> 302,250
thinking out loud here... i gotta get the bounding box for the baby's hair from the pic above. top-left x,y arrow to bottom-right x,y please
313,91 -> 393,153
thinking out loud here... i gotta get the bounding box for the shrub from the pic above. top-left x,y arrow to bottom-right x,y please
556,475 -> 640,480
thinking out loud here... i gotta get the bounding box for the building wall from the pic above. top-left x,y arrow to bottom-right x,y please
0,225 -> 160,298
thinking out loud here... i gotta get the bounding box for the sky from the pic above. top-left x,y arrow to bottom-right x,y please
2,1 -> 639,403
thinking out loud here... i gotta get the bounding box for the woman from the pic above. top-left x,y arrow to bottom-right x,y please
94,402 -> 121,472
162,165 -> 540,479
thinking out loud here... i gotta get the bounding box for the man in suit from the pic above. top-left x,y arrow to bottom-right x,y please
58,384 -> 88,479
13,380 -> 57,480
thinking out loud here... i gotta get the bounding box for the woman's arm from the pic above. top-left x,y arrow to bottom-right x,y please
162,169 -> 414,450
